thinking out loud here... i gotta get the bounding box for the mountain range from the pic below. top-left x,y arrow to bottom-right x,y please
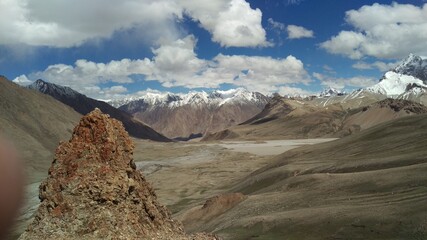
203,53 -> 427,140
203,97 -> 427,141
28,80 -> 170,142
24,79 -> 269,139
12,53 -> 427,142
312,54 -> 427,109
117,89 -> 269,139
5,53 -> 427,239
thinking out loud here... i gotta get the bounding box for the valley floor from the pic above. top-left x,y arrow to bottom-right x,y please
15,130 -> 427,239
133,139 -> 335,213
14,138 -> 331,239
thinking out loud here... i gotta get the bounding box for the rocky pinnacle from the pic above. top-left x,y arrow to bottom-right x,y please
19,108 -> 218,240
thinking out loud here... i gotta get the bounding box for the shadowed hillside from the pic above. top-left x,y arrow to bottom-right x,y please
29,80 -> 171,142
0,76 -> 81,183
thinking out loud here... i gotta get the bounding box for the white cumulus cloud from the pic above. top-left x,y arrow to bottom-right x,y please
0,0 -> 183,47
12,74 -> 32,86
278,86 -> 314,96
352,61 -> 398,72
16,35 -> 311,98
314,72 -> 377,90
268,18 -> 314,41
26,58 -> 154,96
0,0 -> 269,48
214,54 -> 311,93
183,0 -> 270,47
321,2 -> 427,59
287,25 -> 314,39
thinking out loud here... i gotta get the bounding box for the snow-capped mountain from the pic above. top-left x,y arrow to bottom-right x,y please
313,54 -> 427,109
107,96 -> 143,108
108,88 -> 267,109
367,54 -> 427,97
117,88 -> 269,139
367,71 -> 427,97
319,87 -> 345,97
394,53 -> 427,83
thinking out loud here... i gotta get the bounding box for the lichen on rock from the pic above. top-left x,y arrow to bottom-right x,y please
19,108 -> 218,240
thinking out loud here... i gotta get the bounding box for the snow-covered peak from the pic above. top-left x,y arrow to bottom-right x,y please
362,54 -> 427,97
213,88 -> 248,98
319,87 -> 345,97
107,96 -> 144,108
110,88 -> 268,108
144,92 -> 182,105
211,88 -> 264,105
367,71 -> 427,97
393,53 -> 427,83
395,53 -> 420,70
180,91 -> 210,106
107,91 -> 184,108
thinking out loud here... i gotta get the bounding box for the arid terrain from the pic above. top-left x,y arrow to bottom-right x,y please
13,135 -> 334,239
188,115 -> 427,239
2,1 -> 427,239
134,138 -> 335,213
6,70 -> 427,239
14,112 -> 427,239
203,97 -> 427,141
139,114 -> 427,240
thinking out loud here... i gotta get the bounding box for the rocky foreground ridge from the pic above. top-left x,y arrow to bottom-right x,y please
19,108 -> 218,240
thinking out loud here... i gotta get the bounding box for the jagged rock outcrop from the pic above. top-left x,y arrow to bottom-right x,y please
19,109 -> 217,240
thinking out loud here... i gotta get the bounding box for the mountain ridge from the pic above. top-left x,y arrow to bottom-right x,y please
108,88 -> 268,109
117,88 -> 269,139
203,97 -> 427,141
28,79 -> 171,142
367,53 -> 427,97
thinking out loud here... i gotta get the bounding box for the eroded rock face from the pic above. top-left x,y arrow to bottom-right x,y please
19,109 -> 217,240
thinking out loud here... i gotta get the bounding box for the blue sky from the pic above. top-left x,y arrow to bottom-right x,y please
1,0 -> 427,99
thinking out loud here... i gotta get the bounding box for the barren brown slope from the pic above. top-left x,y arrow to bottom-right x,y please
0,76 -> 81,183
343,98 -> 427,130
123,100 -> 265,139
203,98 -> 427,141
184,114 -> 427,239
203,97 -> 347,141
310,90 -> 386,109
